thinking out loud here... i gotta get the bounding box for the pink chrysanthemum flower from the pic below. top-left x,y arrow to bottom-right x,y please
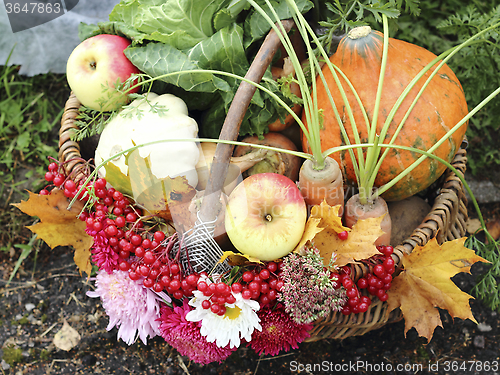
87,269 -> 170,345
248,306 -> 313,356
85,217 -> 119,274
158,299 -> 237,365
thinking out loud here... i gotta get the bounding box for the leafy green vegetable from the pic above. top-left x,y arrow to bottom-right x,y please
78,0 -> 313,138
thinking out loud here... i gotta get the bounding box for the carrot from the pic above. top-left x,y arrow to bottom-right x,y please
298,156 -> 344,212
233,132 -> 301,182
343,193 -> 392,246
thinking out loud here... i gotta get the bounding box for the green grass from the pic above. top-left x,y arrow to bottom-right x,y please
0,63 -> 69,253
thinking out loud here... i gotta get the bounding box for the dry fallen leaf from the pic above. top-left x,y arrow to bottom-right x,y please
127,150 -> 196,232
466,218 -> 482,235
486,219 -> 500,242
53,319 -> 81,351
293,217 -> 323,253
310,202 -> 349,233
13,190 -> 93,276
387,237 -> 489,341
312,213 -> 385,267
219,251 -> 262,266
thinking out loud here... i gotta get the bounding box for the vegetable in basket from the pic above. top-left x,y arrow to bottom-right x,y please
302,25 -> 468,202
94,92 -> 201,190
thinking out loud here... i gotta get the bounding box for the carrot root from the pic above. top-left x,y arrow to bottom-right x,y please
344,193 -> 392,246
298,156 -> 345,212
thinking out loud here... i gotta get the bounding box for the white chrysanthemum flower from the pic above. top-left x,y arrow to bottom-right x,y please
186,276 -> 261,349
86,269 -> 171,345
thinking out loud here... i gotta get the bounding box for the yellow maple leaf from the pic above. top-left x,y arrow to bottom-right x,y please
313,214 -> 385,267
387,237 -> 489,342
294,217 -> 323,253
13,190 -> 93,276
310,202 -> 349,233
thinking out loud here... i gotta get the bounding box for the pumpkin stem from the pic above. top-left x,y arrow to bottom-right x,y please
348,26 -> 372,40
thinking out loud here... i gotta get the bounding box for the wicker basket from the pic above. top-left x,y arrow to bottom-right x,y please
58,22 -> 468,342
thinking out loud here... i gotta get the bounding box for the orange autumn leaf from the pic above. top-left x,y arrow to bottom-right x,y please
312,213 -> 385,267
387,237 -> 489,341
13,190 -> 93,276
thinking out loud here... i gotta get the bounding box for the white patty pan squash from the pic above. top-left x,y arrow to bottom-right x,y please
94,93 -> 201,188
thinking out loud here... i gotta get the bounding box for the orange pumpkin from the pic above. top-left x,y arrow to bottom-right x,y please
301,26 -> 468,201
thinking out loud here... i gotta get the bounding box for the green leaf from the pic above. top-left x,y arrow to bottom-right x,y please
110,0 -> 233,49
103,162 -> 133,197
125,43 -> 230,93
243,0 -> 314,48
363,3 -> 400,22
214,7 -> 240,30
16,131 -> 31,150
188,23 -> 249,78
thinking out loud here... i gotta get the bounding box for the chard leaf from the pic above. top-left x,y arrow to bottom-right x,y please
125,43 -> 231,93
110,0 -> 233,49
187,23 -> 249,80
213,8 -> 240,30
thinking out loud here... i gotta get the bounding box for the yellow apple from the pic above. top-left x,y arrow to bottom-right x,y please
225,173 -> 307,261
66,34 -> 141,111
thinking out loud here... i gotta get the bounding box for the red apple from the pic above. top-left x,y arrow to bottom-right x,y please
66,34 -> 141,111
224,173 -> 307,261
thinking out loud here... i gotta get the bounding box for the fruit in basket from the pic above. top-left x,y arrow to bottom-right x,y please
94,93 -> 201,190
301,26 -> 468,201
224,173 -> 307,261
233,132 -> 301,182
66,34 -> 141,111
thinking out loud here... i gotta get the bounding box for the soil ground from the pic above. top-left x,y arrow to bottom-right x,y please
1,204 -> 499,375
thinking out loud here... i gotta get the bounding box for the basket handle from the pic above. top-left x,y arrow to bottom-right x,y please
198,19 -> 295,223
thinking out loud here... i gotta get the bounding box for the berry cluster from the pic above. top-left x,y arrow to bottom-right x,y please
236,262 -> 284,307
41,161 -> 207,301
68,174 -> 203,299
41,161 -> 93,200
80,185 -> 204,299
195,262 -> 285,309
339,245 -> 395,315
126,234 -> 201,300
197,278 -> 237,316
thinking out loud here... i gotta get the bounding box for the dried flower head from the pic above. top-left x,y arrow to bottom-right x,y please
278,245 -> 346,324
